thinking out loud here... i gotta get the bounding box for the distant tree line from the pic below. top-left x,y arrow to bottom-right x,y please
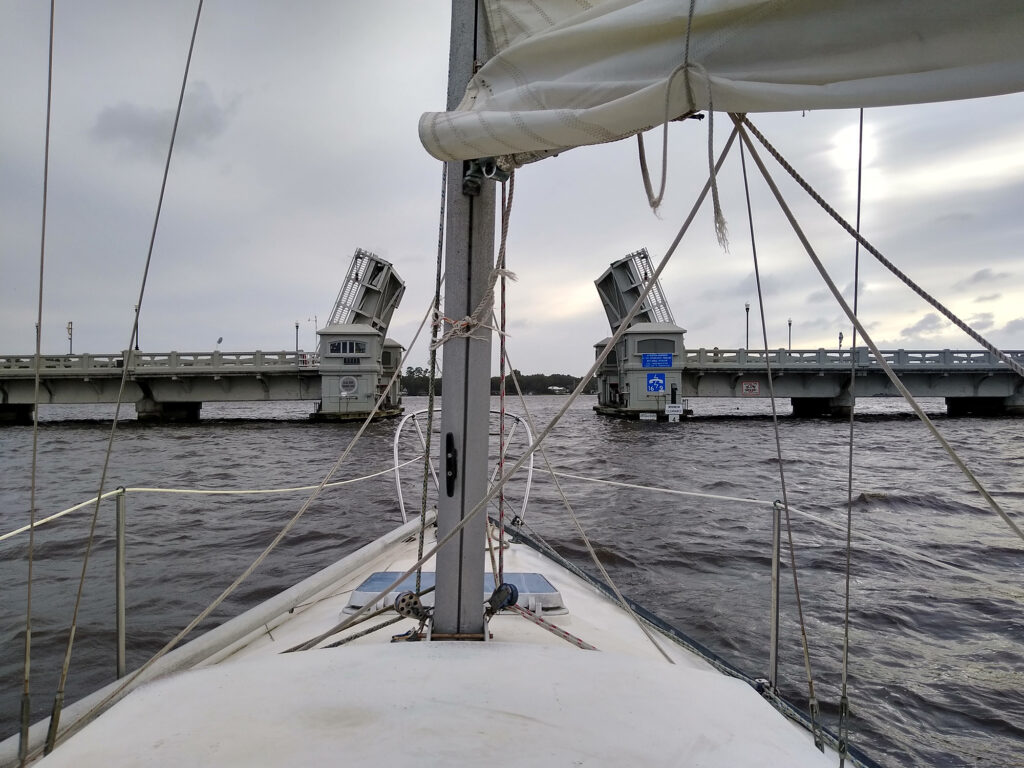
402,366 -> 591,396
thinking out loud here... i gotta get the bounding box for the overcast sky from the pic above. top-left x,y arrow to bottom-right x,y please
3,1 -> 1024,376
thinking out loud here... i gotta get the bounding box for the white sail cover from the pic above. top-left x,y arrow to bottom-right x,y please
420,0 -> 1024,162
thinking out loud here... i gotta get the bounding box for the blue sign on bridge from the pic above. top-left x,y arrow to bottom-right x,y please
646,373 -> 666,393
642,353 -> 673,368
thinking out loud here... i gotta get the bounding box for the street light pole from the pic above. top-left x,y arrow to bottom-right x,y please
745,303 -> 750,348
787,318 -> 792,351
67,321 -> 73,355
295,322 -> 299,353
839,331 -> 844,350
133,306 -> 140,350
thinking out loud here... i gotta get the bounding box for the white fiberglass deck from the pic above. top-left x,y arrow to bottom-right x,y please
34,527 -> 835,767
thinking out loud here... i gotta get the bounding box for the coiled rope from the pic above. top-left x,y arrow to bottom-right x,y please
637,0 -> 727,247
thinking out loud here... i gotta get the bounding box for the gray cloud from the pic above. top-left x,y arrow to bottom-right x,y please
974,293 -> 1002,303
967,312 -> 995,331
953,268 -> 1012,290
1001,317 -> 1024,335
805,279 -> 864,305
91,82 -> 235,161
900,312 -> 948,338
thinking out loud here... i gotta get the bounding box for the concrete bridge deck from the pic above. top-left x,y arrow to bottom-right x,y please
3,347 -> 1022,423
677,347 -> 1024,416
0,350 -> 322,423
594,346 -> 1024,418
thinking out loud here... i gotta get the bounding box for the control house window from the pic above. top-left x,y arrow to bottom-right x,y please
328,340 -> 367,355
636,338 -> 674,354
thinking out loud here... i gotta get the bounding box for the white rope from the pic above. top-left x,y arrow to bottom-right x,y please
0,458 -> 423,545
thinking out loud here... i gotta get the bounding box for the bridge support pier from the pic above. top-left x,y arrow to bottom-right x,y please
791,396 -> 852,418
135,399 -> 202,423
0,404 -> 33,425
945,397 -> 1013,417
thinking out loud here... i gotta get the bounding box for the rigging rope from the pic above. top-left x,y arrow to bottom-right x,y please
37,282 -> 441,757
500,361 -> 675,664
739,137 -> 823,749
539,469 -> 1023,599
21,3 -> 56,763
497,171 -> 515,582
288,130 -> 743,654
418,162 -> 447,594
730,113 -> 1024,547
838,107 -> 866,768
43,2 -> 206,753
737,115 -> 1024,380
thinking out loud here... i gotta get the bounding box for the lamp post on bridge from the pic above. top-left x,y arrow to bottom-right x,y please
745,303 -> 750,349
67,321 -> 73,355
295,322 -> 299,353
788,318 -> 792,351
839,331 -> 844,350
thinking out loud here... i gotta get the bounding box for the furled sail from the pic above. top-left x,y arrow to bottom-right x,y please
420,0 -> 1024,162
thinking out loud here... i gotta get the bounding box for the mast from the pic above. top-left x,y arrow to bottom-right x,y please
433,0 -> 495,638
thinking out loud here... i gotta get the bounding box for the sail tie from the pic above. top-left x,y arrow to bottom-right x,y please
637,0 -> 728,248
431,175 -> 517,350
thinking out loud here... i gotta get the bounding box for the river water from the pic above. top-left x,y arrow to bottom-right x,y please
1,395 -> 1021,766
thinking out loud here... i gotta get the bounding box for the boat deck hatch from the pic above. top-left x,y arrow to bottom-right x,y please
344,572 -> 567,615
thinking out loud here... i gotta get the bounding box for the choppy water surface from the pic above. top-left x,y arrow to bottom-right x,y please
1,396 -> 1022,766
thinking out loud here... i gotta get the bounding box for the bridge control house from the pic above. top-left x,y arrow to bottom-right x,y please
314,324 -> 403,420
593,250 -> 692,421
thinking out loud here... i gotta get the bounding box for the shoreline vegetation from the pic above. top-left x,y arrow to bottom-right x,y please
402,367 -> 587,396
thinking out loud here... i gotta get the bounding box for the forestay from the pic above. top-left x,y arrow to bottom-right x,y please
419,0 -> 1024,162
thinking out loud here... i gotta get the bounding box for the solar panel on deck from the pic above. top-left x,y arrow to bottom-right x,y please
344,572 -> 566,614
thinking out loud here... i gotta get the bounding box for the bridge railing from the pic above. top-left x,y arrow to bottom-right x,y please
0,351 -> 321,376
680,348 -> 1024,369
0,354 -> 127,372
